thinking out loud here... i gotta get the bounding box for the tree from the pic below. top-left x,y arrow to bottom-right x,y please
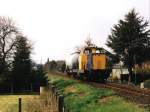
75,35 -> 95,53
12,35 -> 32,91
32,64 -> 48,87
106,9 -> 150,82
56,60 -> 66,72
0,17 -> 18,75
49,60 -> 57,70
84,37 -> 95,47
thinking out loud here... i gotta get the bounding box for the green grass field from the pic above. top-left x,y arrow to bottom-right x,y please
49,73 -> 147,112
0,73 -> 148,112
0,95 -> 39,112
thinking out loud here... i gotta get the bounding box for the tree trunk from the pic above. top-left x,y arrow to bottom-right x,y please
0,61 -> 5,74
128,52 -> 134,84
128,67 -> 132,84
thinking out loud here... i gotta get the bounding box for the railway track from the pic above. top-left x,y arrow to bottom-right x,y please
50,72 -> 150,105
89,82 -> 150,105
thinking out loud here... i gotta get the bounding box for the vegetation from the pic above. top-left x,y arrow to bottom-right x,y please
144,79 -> 150,88
132,67 -> 150,84
0,16 -> 49,93
12,35 -> 32,92
31,64 -> 49,87
49,74 -> 146,112
0,17 -> 18,86
106,9 -> 150,82
0,95 -> 39,112
75,36 -> 95,53
44,59 -> 66,72
0,17 -> 18,76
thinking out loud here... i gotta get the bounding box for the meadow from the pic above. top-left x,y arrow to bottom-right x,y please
0,95 -> 39,112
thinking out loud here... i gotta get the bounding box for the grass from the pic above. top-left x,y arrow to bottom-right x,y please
0,95 -> 39,112
0,73 -> 147,112
49,73 -> 146,112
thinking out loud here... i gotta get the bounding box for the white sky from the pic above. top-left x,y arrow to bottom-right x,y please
0,0 -> 149,63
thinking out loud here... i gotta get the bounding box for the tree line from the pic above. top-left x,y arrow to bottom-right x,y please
44,59 -> 66,72
0,17 -> 48,93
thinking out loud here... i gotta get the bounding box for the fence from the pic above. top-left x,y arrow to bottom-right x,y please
25,83 -> 69,112
47,83 -> 70,112
0,83 -> 69,112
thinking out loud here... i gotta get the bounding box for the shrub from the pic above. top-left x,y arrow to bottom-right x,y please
144,79 -> 150,88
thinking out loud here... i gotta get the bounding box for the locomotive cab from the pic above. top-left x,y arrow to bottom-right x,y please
78,47 -> 112,82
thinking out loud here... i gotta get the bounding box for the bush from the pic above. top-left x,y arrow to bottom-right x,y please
135,68 -> 150,74
32,64 -> 49,87
144,79 -> 150,88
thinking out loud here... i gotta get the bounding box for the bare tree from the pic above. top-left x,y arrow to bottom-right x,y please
84,34 -> 95,47
0,16 -> 18,74
74,35 -> 96,53
84,37 -> 93,47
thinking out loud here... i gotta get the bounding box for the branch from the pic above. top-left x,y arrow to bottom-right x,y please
5,41 -> 16,55
2,29 -> 17,39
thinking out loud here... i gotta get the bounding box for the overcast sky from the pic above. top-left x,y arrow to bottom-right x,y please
0,0 -> 149,63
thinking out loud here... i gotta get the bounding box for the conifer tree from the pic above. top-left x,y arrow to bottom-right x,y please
106,9 -> 150,82
12,35 -> 32,91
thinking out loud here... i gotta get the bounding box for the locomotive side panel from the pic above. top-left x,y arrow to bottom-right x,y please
79,53 -> 87,71
92,54 -> 106,70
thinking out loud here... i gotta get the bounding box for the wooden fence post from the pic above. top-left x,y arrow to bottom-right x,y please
58,95 -> 64,112
51,85 -> 55,93
18,98 -> 22,112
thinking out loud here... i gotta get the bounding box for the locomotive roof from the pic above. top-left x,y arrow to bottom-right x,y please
84,46 -> 115,57
70,46 -> 114,57
84,46 -> 105,50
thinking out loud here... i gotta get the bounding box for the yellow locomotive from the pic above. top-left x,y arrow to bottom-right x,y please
66,46 -> 113,82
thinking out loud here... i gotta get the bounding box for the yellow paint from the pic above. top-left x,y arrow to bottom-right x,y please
79,53 -> 87,70
92,54 -> 106,70
79,47 -> 107,71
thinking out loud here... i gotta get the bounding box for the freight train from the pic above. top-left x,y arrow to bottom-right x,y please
66,46 -> 114,82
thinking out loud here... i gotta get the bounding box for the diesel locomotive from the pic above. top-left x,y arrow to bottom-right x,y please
66,46 -> 113,82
